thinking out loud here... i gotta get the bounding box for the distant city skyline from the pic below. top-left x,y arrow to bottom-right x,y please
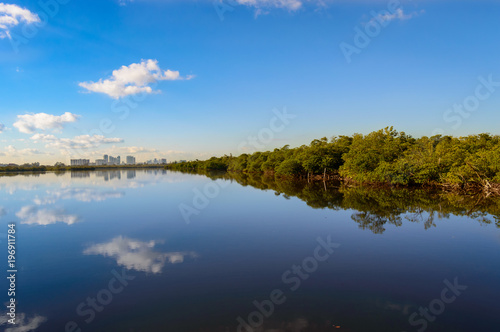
1,154 -> 169,166
1,0 -> 500,164
70,154 -> 167,166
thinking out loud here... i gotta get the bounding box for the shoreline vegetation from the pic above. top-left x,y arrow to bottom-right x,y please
167,127 -> 500,197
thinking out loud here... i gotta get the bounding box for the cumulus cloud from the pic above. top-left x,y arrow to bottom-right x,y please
84,236 -> 197,273
5,145 -> 43,156
236,0 -> 303,11
13,112 -> 79,134
373,8 -> 424,23
0,313 -> 47,332
109,146 -> 159,154
122,0 -> 318,12
213,0 -> 331,16
31,133 -> 124,151
0,3 -> 40,39
79,59 -> 194,99
16,205 -> 79,225
34,188 -> 124,205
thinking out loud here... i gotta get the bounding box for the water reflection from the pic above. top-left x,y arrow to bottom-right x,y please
0,170 -> 497,332
183,317 -> 346,332
0,182 -> 40,194
16,206 -> 79,226
0,170 -> 178,228
0,313 -> 47,332
33,188 -> 124,205
380,300 -> 412,316
3,170 -> 499,233
197,171 -> 500,233
70,171 -> 90,178
238,317 -> 310,332
95,170 -> 122,181
83,236 -> 198,274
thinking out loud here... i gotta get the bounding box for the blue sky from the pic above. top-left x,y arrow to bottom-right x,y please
0,0 -> 499,164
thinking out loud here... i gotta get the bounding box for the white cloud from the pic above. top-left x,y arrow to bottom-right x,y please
236,0 -> 303,12
216,0 -> 331,15
111,146 -> 159,154
13,112 -> 79,134
16,205 -> 79,225
0,313 -> 47,332
5,145 -> 43,156
373,8 -> 424,23
31,133 -> 124,151
79,59 -> 194,99
84,236 -> 197,273
122,0 -> 319,11
34,188 -> 124,205
0,3 -> 40,39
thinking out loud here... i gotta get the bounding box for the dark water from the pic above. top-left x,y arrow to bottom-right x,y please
0,170 -> 499,332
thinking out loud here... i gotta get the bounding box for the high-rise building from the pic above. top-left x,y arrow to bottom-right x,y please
126,156 -> 136,165
160,159 -> 167,164
104,155 -> 108,164
71,159 -> 90,166
107,155 -> 121,165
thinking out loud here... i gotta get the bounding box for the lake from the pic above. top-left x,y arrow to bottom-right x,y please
0,170 -> 499,332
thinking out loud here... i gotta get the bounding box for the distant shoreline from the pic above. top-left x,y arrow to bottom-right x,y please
0,165 -> 167,173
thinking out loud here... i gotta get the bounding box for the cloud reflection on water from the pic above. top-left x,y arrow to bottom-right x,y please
0,313 -> 47,332
83,236 -> 197,274
16,206 -> 79,225
34,188 -> 124,205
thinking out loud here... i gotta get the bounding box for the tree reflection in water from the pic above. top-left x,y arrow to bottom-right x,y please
181,170 -> 500,234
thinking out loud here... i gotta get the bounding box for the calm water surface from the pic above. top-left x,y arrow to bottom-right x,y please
0,170 -> 499,332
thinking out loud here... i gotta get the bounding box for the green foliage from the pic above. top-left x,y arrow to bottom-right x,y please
228,154 -> 248,172
339,127 -> 414,183
275,158 -> 303,176
247,152 -> 269,172
168,127 -> 500,188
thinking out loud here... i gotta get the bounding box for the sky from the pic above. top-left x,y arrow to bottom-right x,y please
0,0 -> 499,164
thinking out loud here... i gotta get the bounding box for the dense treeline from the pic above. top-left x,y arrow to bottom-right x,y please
168,127 -> 500,195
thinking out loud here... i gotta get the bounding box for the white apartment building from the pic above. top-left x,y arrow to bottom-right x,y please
70,159 -> 90,166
